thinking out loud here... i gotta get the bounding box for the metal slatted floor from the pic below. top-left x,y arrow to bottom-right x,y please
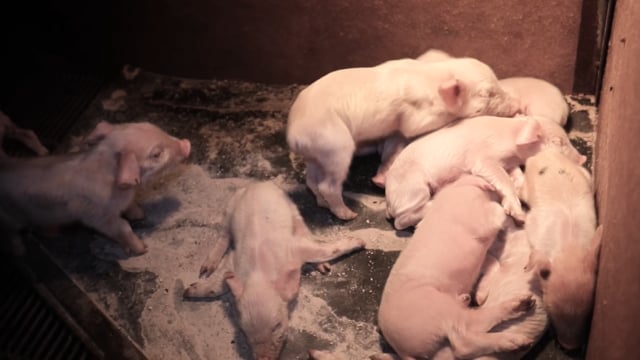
0,259 -> 98,360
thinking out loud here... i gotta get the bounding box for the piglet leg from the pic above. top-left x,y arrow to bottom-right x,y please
122,202 -> 145,221
471,160 -> 525,222
184,253 -> 232,298
9,127 -> 49,156
306,161 -> 329,208
312,138 -> 358,220
475,254 -> 501,306
85,216 -> 148,255
448,295 -> 535,358
297,236 -> 365,270
372,134 -> 408,188
199,232 -> 231,278
470,294 -> 535,331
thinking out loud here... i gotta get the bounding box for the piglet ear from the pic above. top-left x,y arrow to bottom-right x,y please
116,151 -> 140,189
524,248 -> 549,273
274,264 -> 301,302
579,155 -> 588,166
224,271 -> 244,299
438,78 -> 463,112
85,121 -> 115,145
516,118 -> 543,147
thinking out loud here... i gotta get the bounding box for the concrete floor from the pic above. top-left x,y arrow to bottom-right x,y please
36,69 -> 597,360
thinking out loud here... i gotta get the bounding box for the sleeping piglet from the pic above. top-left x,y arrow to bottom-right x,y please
384,115 -> 540,230
520,148 -> 601,351
0,121 -> 190,255
469,221 -> 549,360
384,114 -> 585,230
287,57 -> 519,220
183,181 -> 365,360
376,175 -> 535,360
499,77 -> 569,126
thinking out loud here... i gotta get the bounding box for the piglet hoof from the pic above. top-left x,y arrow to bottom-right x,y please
128,242 -> 149,256
371,173 -> 386,189
199,264 -> 216,279
502,200 -> 526,224
315,262 -> 332,274
332,207 -> 358,221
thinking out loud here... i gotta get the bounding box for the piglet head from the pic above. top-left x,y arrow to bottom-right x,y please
98,122 -> 191,188
225,266 -> 300,360
439,58 -> 520,118
529,227 -> 602,350
536,117 -> 587,165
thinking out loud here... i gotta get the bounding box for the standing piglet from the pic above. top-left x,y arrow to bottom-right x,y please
183,181 -> 365,360
287,57 -> 520,220
375,175 -> 535,360
520,148 -> 601,351
499,77 -> 569,126
0,121 -> 191,255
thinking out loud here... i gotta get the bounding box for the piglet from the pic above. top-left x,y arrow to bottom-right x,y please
468,221 -> 549,360
499,77 -> 569,126
414,52 -> 570,127
287,57 -> 519,220
183,181 -> 364,360
376,175 -> 535,360
385,114 -> 586,230
0,121 -> 191,255
384,115 -> 539,230
0,110 -> 49,157
519,148 -> 601,351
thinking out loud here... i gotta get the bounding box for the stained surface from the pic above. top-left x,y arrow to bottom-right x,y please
35,69 -> 596,359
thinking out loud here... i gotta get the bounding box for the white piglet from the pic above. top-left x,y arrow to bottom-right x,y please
385,114 -> 586,230
384,115 -> 538,230
0,121 -> 191,255
470,223 -> 549,360
183,181 -> 364,360
520,148 -> 601,351
499,77 -> 570,126
375,175 -> 535,360
287,57 -> 520,220
415,50 -> 570,126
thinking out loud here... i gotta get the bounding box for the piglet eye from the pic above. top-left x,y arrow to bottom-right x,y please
150,147 -> 163,159
272,322 -> 282,332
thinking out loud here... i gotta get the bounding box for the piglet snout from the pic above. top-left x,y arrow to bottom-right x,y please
179,139 -> 191,158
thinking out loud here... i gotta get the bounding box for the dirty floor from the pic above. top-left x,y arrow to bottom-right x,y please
33,69 -> 597,360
